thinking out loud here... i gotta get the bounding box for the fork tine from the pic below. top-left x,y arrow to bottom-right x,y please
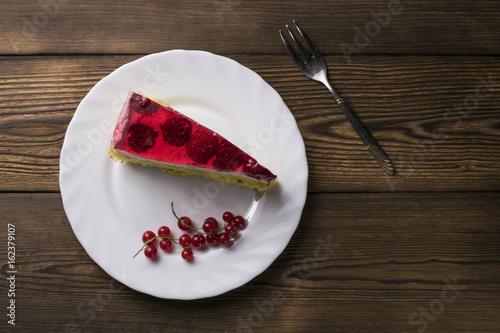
286,25 -> 310,61
293,21 -> 318,55
279,29 -> 304,67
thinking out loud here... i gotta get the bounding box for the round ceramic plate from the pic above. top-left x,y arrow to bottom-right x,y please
59,50 -> 308,300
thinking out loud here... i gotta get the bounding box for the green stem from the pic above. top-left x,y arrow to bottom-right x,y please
169,237 -> 186,249
216,223 -> 228,234
171,202 -> 206,235
132,235 -> 179,258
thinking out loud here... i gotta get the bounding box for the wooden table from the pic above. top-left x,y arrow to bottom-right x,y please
1,1 -> 499,332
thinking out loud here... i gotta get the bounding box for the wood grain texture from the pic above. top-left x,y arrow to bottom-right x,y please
1,0 -> 499,56
0,55 -> 499,192
0,192 -> 499,333
1,2 -> 499,331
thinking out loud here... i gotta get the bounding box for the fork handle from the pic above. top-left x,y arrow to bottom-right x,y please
326,86 -> 395,175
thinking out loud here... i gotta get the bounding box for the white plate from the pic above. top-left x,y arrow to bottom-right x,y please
59,50 -> 308,300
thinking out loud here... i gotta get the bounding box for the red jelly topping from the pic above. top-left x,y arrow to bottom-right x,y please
160,116 -> 192,147
185,129 -> 219,165
214,139 -> 244,171
126,123 -> 158,152
131,94 -> 160,114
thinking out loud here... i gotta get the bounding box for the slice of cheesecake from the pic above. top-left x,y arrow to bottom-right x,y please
109,92 -> 277,193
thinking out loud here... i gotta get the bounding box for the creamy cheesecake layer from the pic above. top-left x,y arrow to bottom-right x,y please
110,148 -> 277,195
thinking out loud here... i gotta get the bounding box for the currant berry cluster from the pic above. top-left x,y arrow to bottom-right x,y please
133,203 -> 246,261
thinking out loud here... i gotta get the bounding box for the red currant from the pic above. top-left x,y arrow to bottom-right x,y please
204,217 -> 218,230
225,223 -> 236,236
181,249 -> 194,261
136,205 -> 248,262
192,234 -> 206,248
144,244 -> 157,258
233,215 -> 245,229
159,238 -> 173,251
158,226 -> 171,237
218,232 -> 230,245
179,234 -> 192,247
142,230 -> 156,244
206,234 -> 218,245
178,216 -> 192,231
222,211 -> 234,223
203,221 -> 215,234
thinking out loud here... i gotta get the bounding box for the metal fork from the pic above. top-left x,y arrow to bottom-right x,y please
280,21 -> 395,175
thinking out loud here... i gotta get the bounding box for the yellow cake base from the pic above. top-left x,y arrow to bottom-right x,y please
109,148 -> 277,195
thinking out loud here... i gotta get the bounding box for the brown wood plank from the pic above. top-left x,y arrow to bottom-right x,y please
1,0 -> 499,56
0,192 -> 498,332
1,54 -> 499,192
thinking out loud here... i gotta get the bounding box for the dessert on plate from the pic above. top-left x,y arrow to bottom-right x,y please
109,92 -> 277,193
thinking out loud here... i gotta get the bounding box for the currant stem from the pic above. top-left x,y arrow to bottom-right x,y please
133,237 -> 155,258
170,202 -> 179,219
184,223 -> 201,234
171,202 -> 198,234
169,237 -> 186,249
171,202 -> 215,236
217,223 -> 228,234
133,235 -> 186,258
